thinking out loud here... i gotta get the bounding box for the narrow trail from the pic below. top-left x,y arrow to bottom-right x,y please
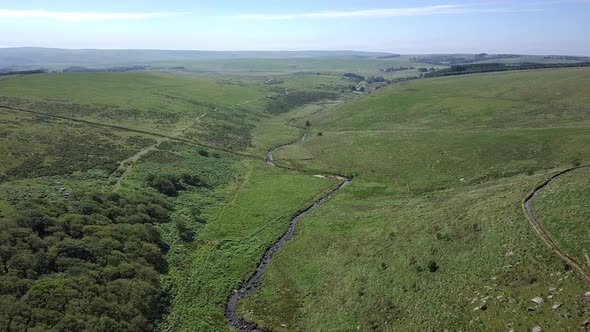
522,165 -> 590,283
109,119 -> 199,191
226,106 -> 350,331
110,136 -> 169,191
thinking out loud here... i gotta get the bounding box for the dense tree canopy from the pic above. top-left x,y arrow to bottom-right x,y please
0,191 -> 172,331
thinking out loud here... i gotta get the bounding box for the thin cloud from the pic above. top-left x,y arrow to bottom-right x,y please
0,9 -> 181,21
233,4 -> 534,20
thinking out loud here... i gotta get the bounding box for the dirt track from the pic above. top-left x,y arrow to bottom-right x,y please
522,165 -> 590,283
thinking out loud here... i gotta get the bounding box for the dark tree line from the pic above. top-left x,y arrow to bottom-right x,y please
423,62 -> 590,78
265,91 -> 338,115
343,73 -> 365,82
146,173 -> 209,197
410,54 -> 520,65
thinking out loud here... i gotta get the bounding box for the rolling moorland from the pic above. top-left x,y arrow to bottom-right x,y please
0,50 -> 589,331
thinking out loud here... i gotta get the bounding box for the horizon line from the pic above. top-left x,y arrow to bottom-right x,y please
0,47 -> 588,57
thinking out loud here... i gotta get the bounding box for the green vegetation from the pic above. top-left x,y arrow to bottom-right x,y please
161,160 -> 338,330
242,68 -> 590,330
533,167 -> 590,275
0,187 -> 171,331
0,72 -> 268,151
0,109 -> 151,183
265,90 -> 338,115
297,68 -> 590,132
0,68 -> 350,331
2,56 -> 590,332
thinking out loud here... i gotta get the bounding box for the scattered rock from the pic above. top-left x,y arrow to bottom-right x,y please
585,291 -> 590,299
532,326 -> 542,332
281,323 -> 288,328
531,297 -> 544,304
528,307 -> 537,312
549,287 -> 556,293
582,320 -> 590,328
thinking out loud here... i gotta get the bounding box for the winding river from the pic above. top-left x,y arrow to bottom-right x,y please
226,132 -> 350,331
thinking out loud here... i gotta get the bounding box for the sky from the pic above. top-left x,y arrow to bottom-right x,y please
0,0 -> 589,55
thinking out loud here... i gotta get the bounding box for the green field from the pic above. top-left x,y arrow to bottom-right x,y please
1,60 -> 589,331
243,68 -> 590,330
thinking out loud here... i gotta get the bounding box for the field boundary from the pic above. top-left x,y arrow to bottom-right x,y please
522,165 -> 590,283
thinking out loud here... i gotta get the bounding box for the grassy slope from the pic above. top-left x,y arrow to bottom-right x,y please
0,71 -> 351,331
533,167 -> 590,275
175,57 -> 425,77
158,160 -> 339,330
114,136 -> 341,330
242,68 -> 590,330
307,68 -> 590,131
0,72 -> 267,143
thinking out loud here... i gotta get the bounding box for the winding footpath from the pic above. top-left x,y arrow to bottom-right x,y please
226,129 -> 350,331
109,118 -> 201,191
522,165 -> 590,283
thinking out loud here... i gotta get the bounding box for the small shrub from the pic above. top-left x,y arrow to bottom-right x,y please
175,220 -> 195,242
198,149 -> 209,157
427,260 -> 439,272
147,173 -> 208,197
150,177 -> 177,197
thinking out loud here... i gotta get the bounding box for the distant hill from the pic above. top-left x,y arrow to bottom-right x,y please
0,47 -> 397,70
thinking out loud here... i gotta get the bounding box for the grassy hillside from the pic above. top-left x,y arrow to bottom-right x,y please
0,71 -> 348,330
533,167 -> 590,276
242,68 -> 590,330
307,68 -> 590,131
2,64 -> 589,331
0,72 -> 268,148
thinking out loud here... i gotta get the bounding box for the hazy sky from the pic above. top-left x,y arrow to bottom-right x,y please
1,0 -> 589,54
